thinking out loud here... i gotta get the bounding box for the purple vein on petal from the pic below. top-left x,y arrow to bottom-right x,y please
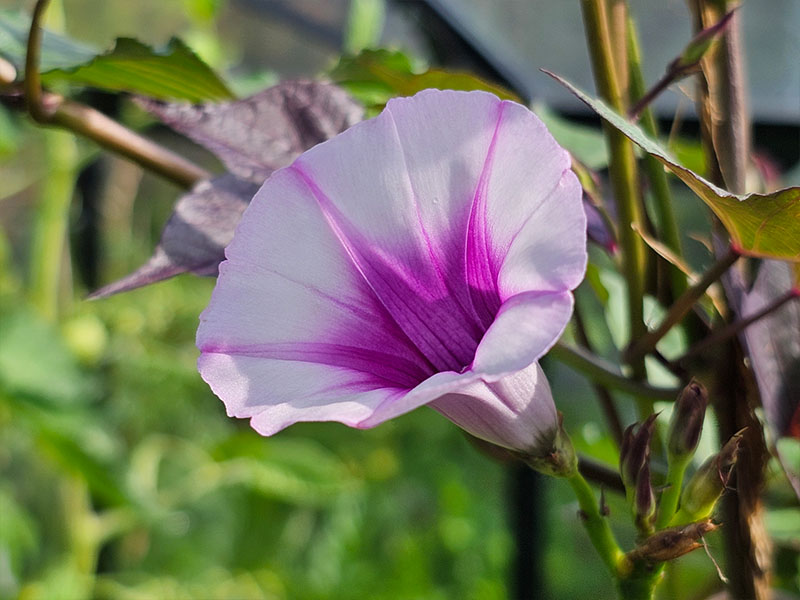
466,100 -> 507,329
383,105 -> 487,342
198,341 -> 427,388
288,163 -> 469,373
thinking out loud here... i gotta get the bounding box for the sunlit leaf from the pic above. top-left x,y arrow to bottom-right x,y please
0,11 -> 232,102
331,48 -> 519,110
42,37 -> 233,102
548,71 -> 800,262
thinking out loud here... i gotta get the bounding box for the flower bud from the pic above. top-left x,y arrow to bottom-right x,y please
678,431 -> 743,522
634,461 -> 656,533
619,414 -> 658,492
667,380 -> 708,461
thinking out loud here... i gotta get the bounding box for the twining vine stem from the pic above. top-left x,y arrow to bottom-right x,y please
23,0 -> 209,188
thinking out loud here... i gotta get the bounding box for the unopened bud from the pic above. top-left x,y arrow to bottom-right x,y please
667,380 -> 708,461
678,431 -> 743,522
634,461 -> 656,533
627,519 -> 718,564
619,413 -> 658,492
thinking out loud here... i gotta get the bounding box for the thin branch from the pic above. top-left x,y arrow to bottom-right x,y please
24,0 -> 49,123
579,455 -> 625,494
675,288 -> 800,366
627,15 -> 688,305
22,0 -> 209,188
628,10 -> 735,121
549,342 -> 680,401
628,72 -> 675,122
625,245 -> 739,363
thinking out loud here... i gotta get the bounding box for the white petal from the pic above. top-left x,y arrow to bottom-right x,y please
472,291 -> 574,377
429,362 -> 559,452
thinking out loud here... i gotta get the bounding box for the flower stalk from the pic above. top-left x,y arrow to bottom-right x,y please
656,381 -> 708,529
568,470 -> 627,576
549,342 -> 680,401
625,16 -> 686,299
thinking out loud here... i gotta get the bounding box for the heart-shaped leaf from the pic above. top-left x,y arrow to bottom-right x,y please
547,71 -> 800,262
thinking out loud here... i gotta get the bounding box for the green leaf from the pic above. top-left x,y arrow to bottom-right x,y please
37,419 -> 129,506
332,48 -> 519,110
0,10 -> 96,72
0,309 -> 97,408
0,11 -> 232,101
42,37 -> 234,103
211,434 -> 357,505
548,71 -> 800,262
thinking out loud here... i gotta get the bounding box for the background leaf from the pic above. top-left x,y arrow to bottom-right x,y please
89,175 -> 257,298
138,80 -> 364,183
549,71 -> 800,262
91,81 -> 364,296
0,309 -> 97,407
730,260 -> 800,440
331,48 -> 519,110
41,37 -> 233,103
0,12 -> 232,102
0,10 -> 96,72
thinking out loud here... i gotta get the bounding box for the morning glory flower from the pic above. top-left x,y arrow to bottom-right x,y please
197,89 -> 587,465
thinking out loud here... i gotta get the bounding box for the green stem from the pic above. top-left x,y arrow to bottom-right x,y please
655,455 -> 690,529
567,470 -> 627,576
28,129 -> 78,320
617,573 -> 660,600
625,245 -> 739,362
626,16 -> 686,299
24,0 -> 207,188
550,342 -> 680,401
581,0 -> 647,383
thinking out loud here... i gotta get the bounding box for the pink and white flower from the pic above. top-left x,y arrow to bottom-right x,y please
197,89 -> 586,459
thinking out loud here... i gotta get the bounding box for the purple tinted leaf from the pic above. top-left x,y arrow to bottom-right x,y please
731,260 -> 800,439
139,80 -> 364,183
89,175 -> 258,298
